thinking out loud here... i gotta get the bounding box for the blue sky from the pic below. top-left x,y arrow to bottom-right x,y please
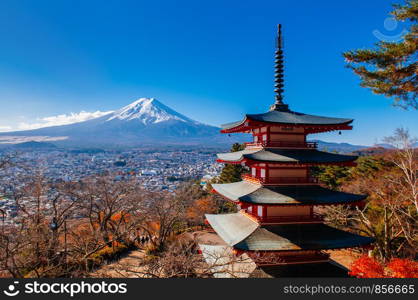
0,0 -> 416,145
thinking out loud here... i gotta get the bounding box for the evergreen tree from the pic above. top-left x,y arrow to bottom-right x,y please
217,143 -> 245,183
311,165 -> 350,190
311,156 -> 390,190
343,0 -> 417,109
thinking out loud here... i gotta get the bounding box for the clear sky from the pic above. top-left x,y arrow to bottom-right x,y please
0,0 -> 416,145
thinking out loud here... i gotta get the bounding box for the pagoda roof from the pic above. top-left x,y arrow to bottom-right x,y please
206,212 -> 259,246
211,181 -> 366,205
221,110 -> 353,132
217,148 -> 358,164
205,213 -> 374,251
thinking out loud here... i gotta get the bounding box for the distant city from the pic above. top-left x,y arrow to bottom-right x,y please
0,147 -> 222,225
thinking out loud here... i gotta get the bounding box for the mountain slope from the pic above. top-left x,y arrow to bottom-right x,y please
0,98 -> 372,151
0,98 -> 245,147
311,140 -> 368,153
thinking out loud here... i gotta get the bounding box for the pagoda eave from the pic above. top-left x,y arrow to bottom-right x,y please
216,158 -> 357,167
220,118 -> 353,134
216,148 -> 359,166
233,244 -> 375,257
205,213 -> 375,252
210,187 -> 367,207
226,198 -> 366,209
233,243 -> 374,254
216,158 -> 247,165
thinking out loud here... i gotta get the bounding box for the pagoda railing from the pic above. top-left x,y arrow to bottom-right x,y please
259,214 -> 323,224
245,141 -> 317,149
242,174 -> 318,185
247,251 -> 330,266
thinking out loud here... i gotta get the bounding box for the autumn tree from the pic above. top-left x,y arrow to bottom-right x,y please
0,170 -> 82,277
387,258 -> 418,277
133,237 -> 203,278
70,176 -> 145,251
343,0 -> 418,109
383,128 -> 418,215
0,171 -> 159,277
348,255 -> 386,278
186,196 -> 218,225
349,255 -> 418,278
379,128 -> 418,255
326,128 -> 417,261
141,192 -> 187,253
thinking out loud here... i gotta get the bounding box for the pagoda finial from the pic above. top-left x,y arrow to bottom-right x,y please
270,24 -> 290,112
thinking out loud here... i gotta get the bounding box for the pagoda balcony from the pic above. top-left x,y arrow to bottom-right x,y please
258,214 -> 324,225
240,251 -> 330,266
244,141 -> 317,149
242,174 -> 318,185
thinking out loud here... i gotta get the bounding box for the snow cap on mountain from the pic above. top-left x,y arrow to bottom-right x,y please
107,98 -> 199,125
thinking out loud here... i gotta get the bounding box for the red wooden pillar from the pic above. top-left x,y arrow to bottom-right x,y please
266,126 -> 271,146
263,205 -> 268,221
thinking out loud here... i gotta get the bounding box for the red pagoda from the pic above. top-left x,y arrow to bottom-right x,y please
205,25 -> 374,275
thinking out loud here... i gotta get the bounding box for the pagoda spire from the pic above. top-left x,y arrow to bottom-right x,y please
270,24 -> 290,112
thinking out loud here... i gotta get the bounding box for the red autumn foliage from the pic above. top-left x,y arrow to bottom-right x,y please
349,255 -> 418,278
349,255 -> 385,278
387,258 -> 418,278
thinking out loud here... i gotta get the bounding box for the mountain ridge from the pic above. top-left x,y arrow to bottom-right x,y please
0,98 -> 245,147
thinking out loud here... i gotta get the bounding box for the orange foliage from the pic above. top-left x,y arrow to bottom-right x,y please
110,211 -> 131,222
187,197 -> 217,222
387,258 -> 418,278
349,255 -> 418,278
349,255 -> 385,278
147,221 -> 160,232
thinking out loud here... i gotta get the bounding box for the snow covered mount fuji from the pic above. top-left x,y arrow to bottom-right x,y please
107,97 -> 199,125
0,98 -> 243,148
